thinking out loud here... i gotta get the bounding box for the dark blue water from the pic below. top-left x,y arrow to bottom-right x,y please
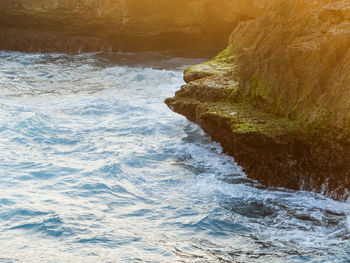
0,51 -> 349,262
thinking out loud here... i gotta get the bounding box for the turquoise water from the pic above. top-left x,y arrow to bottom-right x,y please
0,51 -> 349,262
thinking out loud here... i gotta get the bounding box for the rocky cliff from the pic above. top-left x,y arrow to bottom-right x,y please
166,0 -> 350,200
0,0 -> 263,53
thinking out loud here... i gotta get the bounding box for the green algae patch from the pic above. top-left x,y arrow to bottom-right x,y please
248,74 -> 271,101
184,61 -> 235,83
213,46 -> 236,64
227,83 -> 240,101
183,47 -> 237,83
233,122 -> 259,133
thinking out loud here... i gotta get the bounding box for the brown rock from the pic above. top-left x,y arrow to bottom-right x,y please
0,0 -> 263,53
166,0 -> 350,200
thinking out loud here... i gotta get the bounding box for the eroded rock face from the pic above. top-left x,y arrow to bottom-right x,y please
230,0 -> 350,131
0,0 -> 263,53
166,0 -> 350,200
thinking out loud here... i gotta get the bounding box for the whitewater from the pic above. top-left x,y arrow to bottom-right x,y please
0,51 -> 349,262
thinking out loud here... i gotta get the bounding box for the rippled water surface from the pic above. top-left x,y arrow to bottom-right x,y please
0,51 -> 349,263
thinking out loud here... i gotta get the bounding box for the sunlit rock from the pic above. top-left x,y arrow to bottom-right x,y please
166,0 -> 350,200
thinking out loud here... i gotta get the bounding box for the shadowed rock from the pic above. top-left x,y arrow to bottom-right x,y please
0,0 -> 263,54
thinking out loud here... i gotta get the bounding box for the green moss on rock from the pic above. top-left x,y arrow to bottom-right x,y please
248,74 -> 271,101
183,46 -> 237,83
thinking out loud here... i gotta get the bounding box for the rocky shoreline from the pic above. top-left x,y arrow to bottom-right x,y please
166,61 -> 350,201
2,0 -> 350,200
166,0 -> 350,201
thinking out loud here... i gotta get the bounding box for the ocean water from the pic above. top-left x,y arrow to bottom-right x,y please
0,51 -> 349,263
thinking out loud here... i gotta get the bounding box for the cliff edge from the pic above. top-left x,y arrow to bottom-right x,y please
166,0 -> 350,200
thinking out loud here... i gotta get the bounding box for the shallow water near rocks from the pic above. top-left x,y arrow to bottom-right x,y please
0,51 -> 349,263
